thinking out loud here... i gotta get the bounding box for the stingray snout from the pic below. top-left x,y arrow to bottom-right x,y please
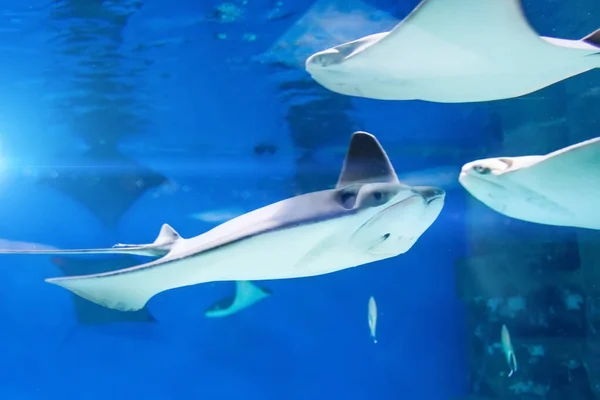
411,186 -> 445,203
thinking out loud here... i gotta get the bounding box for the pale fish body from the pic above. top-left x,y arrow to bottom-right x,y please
368,296 -> 377,343
501,324 -> 517,377
305,0 -> 600,103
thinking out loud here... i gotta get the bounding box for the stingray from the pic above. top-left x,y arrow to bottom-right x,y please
38,148 -> 167,227
458,136 -> 600,230
305,0 -> 600,103
49,256 -> 157,325
0,131 -> 445,312
204,281 -> 272,318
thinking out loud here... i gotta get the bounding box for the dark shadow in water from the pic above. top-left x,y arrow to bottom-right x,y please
38,148 -> 167,227
43,0 -> 167,226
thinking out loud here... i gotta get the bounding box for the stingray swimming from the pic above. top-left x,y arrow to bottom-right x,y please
305,0 -> 600,103
459,136 -> 600,230
0,132 -> 445,312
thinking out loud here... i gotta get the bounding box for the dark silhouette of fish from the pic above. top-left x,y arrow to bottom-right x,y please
38,148 -> 167,227
43,0 -> 164,227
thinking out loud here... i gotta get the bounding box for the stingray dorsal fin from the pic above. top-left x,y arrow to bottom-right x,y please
336,131 -> 399,188
582,29 -> 600,47
153,224 -> 181,245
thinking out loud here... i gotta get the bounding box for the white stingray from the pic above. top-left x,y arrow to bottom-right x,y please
0,132 -> 445,312
458,136 -> 600,229
305,0 -> 600,103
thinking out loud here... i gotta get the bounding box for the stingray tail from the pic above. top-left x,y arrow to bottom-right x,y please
0,224 -> 181,258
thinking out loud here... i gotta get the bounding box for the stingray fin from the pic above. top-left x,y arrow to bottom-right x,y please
204,281 -> 272,318
527,137 -> 600,174
111,223 -> 181,256
582,29 -> 600,48
152,224 -> 181,245
45,254 -> 173,311
506,137 -> 600,201
50,256 -> 157,325
336,131 -> 399,188
360,0 -> 555,62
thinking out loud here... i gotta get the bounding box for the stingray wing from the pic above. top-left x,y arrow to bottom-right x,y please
502,137 -> 600,215
51,256 -> 156,325
204,281 -> 272,318
354,0 -> 560,69
512,137 -> 600,176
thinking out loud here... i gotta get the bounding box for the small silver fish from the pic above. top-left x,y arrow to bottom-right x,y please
368,296 -> 377,344
501,324 -> 517,377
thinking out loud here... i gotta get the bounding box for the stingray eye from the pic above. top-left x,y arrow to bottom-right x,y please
473,165 -> 491,175
499,158 -> 513,168
310,50 -> 343,67
358,188 -> 393,208
313,55 -> 330,67
339,190 -> 357,209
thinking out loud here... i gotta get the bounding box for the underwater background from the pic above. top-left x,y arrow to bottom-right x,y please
0,0 -> 598,399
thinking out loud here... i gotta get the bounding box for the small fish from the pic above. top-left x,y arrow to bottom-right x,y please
368,296 -> 377,344
501,324 -> 517,377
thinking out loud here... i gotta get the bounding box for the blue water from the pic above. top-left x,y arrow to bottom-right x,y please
0,0 -> 598,399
